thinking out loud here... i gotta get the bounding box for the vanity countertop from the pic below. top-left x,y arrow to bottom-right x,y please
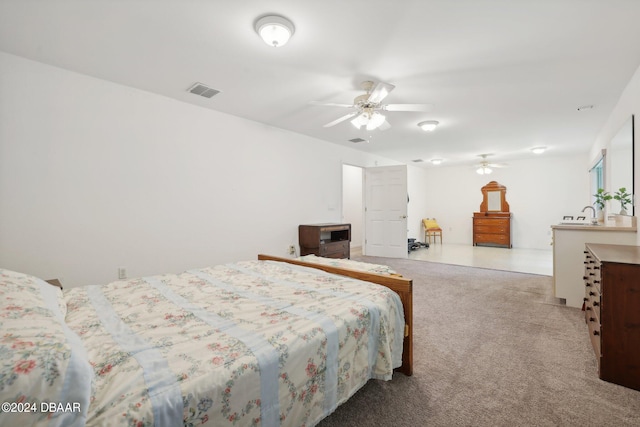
551,220 -> 636,232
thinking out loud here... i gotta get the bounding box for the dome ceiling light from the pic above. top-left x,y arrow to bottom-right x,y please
417,120 -> 439,131
531,146 -> 547,154
255,15 -> 295,47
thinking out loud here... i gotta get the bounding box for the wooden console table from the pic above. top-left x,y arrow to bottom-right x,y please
299,223 -> 351,258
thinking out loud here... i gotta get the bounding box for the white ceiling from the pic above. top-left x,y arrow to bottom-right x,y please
2,0 -> 640,168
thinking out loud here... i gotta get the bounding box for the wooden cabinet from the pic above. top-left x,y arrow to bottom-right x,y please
473,181 -> 511,248
583,243 -> 640,391
473,212 -> 512,248
299,223 -> 351,259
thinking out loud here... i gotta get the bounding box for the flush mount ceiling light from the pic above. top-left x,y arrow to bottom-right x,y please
431,159 -> 443,165
531,146 -> 547,154
255,15 -> 295,47
418,120 -> 439,132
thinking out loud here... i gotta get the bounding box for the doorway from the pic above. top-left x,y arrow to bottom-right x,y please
342,164 -> 364,254
342,164 -> 408,259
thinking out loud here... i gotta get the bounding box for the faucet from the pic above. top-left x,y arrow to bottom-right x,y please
582,206 -> 597,224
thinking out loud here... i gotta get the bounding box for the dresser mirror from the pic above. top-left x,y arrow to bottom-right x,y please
479,181 -> 509,212
609,115 -> 634,215
487,191 -> 501,211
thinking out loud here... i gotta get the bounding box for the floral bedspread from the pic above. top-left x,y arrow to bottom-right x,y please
2,260 -> 404,426
0,269 -> 92,427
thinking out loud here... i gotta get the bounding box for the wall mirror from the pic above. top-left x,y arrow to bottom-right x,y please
479,181 -> 510,212
589,150 -> 605,208
609,115 -> 634,215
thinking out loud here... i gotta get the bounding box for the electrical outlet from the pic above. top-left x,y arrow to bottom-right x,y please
288,245 -> 296,255
118,267 -> 127,280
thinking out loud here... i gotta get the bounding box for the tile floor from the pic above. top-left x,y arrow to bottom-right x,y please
407,242 -> 553,276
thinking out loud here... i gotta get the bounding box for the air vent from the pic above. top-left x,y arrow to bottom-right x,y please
348,138 -> 367,143
412,159 -> 425,163
187,82 -> 221,99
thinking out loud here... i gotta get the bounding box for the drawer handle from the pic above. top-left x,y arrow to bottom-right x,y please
585,283 -> 592,287
594,280 -> 600,284
593,331 -> 599,336
589,291 -> 595,296
593,301 -> 599,307
589,317 -> 596,322
594,266 -> 600,270
586,306 -> 592,311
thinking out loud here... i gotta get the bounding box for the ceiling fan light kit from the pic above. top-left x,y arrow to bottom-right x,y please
255,15 -> 295,47
312,80 -> 432,131
351,112 -> 386,130
418,120 -> 439,132
475,154 -> 504,174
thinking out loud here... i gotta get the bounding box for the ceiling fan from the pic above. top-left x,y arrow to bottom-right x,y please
474,154 -> 507,175
310,80 -> 432,131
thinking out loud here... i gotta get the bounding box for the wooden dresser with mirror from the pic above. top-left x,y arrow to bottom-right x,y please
473,181 -> 512,248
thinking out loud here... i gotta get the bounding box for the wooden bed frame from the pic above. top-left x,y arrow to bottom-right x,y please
258,254 -> 413,376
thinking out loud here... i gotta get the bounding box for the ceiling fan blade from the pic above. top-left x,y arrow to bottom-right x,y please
384,103 -> 433,112
378,120 -> 391,131
367,81 -> 395,104
309,101 -> 354,108
323,112 -> 359,127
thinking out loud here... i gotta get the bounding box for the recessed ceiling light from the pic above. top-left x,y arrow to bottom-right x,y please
431,159 -> 443,165
531,146 -> 547,154
417,120 -> 439,131
255,15 -> 295,47
577,105 -> 594,111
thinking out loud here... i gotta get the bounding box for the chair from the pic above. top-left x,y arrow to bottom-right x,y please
422,218 -> 443,244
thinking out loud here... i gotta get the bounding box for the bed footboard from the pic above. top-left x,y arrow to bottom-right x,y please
258,254 -> 413,376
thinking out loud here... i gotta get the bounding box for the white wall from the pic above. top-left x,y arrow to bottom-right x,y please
3,51 -> 636,287
590,61 -> 640,244
0,52 -> 408,287
416,154 -> 589,250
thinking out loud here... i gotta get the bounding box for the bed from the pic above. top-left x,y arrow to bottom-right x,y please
1,255 -> 412,427
294,255 -> 400,276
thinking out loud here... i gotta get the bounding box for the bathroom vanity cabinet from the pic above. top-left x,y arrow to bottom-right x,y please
551,222 -> 636,307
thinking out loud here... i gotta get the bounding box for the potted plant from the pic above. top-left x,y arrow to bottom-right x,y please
593,188 -> 612,221
613,187 -> 632,215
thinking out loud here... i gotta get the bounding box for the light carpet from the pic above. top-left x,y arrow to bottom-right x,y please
317,257 -> 640,427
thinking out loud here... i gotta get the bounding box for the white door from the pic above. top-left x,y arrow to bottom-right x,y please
364,165 -> 408,258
